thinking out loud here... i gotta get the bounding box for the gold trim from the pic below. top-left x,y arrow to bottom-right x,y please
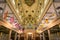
40,19 -> 60,33
37,0 -> 53,30
6,0 -> 21,24
0,20 -> 20,34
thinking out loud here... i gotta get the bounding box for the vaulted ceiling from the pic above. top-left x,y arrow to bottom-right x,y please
6,0 -> 52,30
0,0 -> 60,34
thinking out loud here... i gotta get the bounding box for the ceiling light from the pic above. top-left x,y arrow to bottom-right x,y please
27,32 -> 32,35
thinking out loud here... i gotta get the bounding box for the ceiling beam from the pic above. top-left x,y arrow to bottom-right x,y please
37,0 -> 53,30
40,19 -> 60,34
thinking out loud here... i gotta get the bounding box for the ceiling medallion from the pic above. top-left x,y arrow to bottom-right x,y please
25,0 -> 35,6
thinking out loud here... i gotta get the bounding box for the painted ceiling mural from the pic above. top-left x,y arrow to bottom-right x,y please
36,4 -> 57,33
6,0 -> 52,30
0,0 -> 60,34
13,0 -> 43,29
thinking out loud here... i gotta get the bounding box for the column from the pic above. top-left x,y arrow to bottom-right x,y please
9,30 -> 12,40
40,34 -> 41,40
43,33 -> 45,40
14,33 -> 17,40
48,30 -> 51,40
18,34 -> 20,40
0,32 -> 2,40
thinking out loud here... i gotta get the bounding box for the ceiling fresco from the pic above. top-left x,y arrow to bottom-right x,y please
6,0 -> 52,33
1,0 -> 59,34
0,0 -> 60,34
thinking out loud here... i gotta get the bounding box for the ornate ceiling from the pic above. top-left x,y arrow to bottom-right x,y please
0,0 -> 60,34
6,0 -> 52,30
